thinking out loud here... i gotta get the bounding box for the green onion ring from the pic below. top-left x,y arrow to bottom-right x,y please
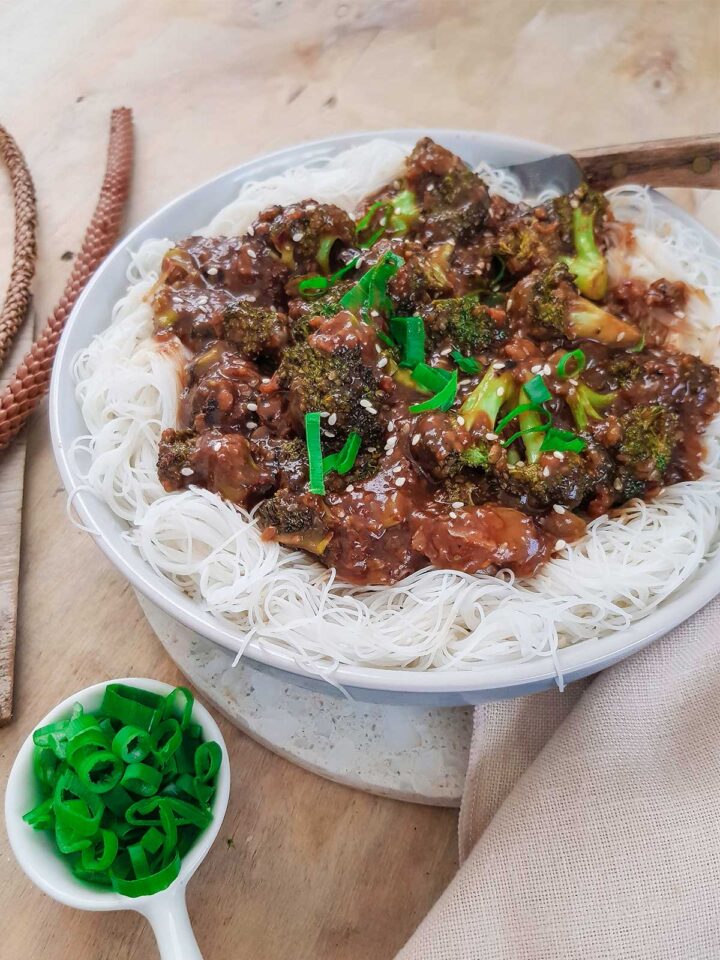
556,349 -> 587,379
121,763 -> 163,797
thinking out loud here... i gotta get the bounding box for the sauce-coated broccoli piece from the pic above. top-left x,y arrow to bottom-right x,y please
223,301 -> 289,358
423,294 -> 507,354
253,200 -> 355,274
277,342 -> 383,444
617,404 -> 679,479
527,263 -> 642,348
557,188 -> 609,300
256,491 -> 332,555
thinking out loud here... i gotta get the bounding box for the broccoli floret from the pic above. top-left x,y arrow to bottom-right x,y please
254,200 -> 355,274
256,491 -> 332,555
608,354 -> 644,388
556,187 -> 609,300
423,294 -> 507,354
567,382 -> 617,431
387,245 -> 455,314
223,301 -> 288,358
496,452 -> 598,511
157,429 -> 197,491
528,263 -> 643,348
404,138 -> 490,243
277,342 -> 383,444
617,404 -> 679,478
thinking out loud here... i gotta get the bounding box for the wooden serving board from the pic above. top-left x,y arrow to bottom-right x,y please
0,309 -> 33,724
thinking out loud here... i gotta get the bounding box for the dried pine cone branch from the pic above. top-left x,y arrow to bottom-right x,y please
0,124 -> 37,368
0,107 -> 134,452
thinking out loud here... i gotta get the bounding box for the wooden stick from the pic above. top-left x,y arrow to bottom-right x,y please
575,133 -> 720,190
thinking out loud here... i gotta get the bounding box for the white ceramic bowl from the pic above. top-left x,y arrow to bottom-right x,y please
49,129 -> 720,706
5,678 -> 230,959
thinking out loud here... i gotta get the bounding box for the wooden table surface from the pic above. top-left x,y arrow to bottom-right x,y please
0,2 -> 717,958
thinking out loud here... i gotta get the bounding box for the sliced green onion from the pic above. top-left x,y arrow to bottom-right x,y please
22,797 -> 55,830
23,684 -> 222,900
496,402 -> 541,434
194,742 -> 223,784
152,719 -> 183,765
502,408 -> 552,447
298,257 -> 359,298
121,763 -> 163,797
101,684 -> 164,733
490,255 -> 506,289
540,427 -> 587,453
339,251 -> 404,319
112,726 -> 152,764
409,369 -> 458,414
81,829 -> 119,872
628,334 -> 646,354
450,350 -> 480,375
411,362 -> 452,394
322,431 -> 362,478
304,412 -> 325,495
76,750 -> 123,794
111,851 -> 181,899
557,349 -> 587,379
356,199 -> 389,234
523,374 -> 552,405
389,315 -> 425,368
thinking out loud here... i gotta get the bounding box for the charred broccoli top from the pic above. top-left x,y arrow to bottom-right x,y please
253,200 -> 355,274
223,300 -> 289,357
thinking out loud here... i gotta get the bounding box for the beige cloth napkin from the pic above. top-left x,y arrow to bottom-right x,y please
397,596 -> 720,960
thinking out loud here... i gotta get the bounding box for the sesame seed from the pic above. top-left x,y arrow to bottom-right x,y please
345,484 -> 355,492
262,377 -> 270,384
553,451 -> 564,460
459,378 -> 471,386
395,477 -> 406,487
367,446 -> 377,453
613,478 -> 623,491
246,402 -> 257,411
531,364 -> 542,374
388,420 -> 395,432
370,309 -> 379,318
553,504 -> 566,514
206,266 -> 218,276
507,298 -> 514,310
543,364 -> 552,376
440,347 -> 452,356
378,356 -> 388,368
570,198 -> 579,208
375,344 -> 382,354
212,441 -> 222,451
328,412 -> 337,426
247,248 -> 257,260
673,310 -> 685,319
245,294 -> 256,302
292,231 -> 304,242
617,332 -> 626,341
306,204 -> 317,211
426,183 -> 435,191
515,460 -> 525,468
319,411 -> 330,418
247,225 -> 255,236
393,463 -> 403,473
492,361 -> 505,370
180,467 -> 194,476
496,387 -> 505,397
411,433 -> 421,446
486,432 -> 498,441
452,501 -> 463,509
555,539 -> 567,550
542,466 -> 550,477
246,421 -> 258,430
456,415 -> 465,426
568,378 -> 578,386
449,511 -> 457,519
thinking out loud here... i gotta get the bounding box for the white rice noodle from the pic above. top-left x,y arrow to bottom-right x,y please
71,141 -> 720,674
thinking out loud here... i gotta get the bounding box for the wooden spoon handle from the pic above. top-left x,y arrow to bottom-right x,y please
574,134 -> 720,190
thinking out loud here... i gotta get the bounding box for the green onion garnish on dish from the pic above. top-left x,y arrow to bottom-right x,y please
409,369 -> 458,414
22,684 -> 222,897
389,315 -> 425,369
